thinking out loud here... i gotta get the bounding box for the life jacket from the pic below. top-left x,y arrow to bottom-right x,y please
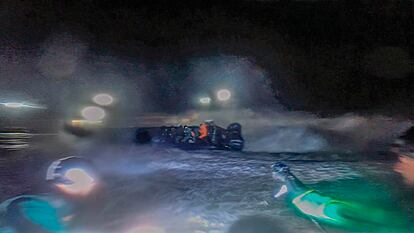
199,124 -> 208,139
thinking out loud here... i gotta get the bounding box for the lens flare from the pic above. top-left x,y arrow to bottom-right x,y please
0,102 -> 46,109
93,93 -> 114,106
81,106 -> 106,121
56,168 -> 95,196
3,102 -> 23,108
217,89 -> 231,102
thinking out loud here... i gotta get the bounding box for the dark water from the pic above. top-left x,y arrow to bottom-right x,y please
0,137 -> 413,233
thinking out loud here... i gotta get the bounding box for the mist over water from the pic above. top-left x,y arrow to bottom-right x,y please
2,32 -> 412,155
1,32 -> 281,120
184,109 -> 412,153
185,56 -> 280,108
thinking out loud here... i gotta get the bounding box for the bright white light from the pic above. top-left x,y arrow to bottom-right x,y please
199,97 -> 211,105
3,102 -> 23,108
125,226 -> 165,233
292,191 -> 333,220
0,102 -> 46,109
56,168 -> 95,196
93,93 -> 114,106
81,106 -> 106,121
274,185 -> 288,198
217,89 -> 231,102
70,119 -> 102,127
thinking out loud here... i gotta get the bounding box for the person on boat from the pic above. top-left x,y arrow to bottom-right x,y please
198,122 -> 209,140
182,126 -> 196,143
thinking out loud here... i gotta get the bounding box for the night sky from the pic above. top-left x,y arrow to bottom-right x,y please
1,0 -> 413,117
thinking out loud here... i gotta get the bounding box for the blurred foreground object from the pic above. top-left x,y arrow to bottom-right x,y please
391,126 -> 414,185
0,128 -> 32,151
47,156 -> 99,197
0,156 -> 99,233
271,162 -> 412,232
394,156 -> 414,185
0,102 -> 46,109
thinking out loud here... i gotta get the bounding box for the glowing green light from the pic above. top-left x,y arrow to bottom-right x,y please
289,189 -> 412,232
292,190 -> 336,221
21,199 -> 65,232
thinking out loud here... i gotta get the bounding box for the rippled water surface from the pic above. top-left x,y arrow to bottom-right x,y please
1,139 -> 412,233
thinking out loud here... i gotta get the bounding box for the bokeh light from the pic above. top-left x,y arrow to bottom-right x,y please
56,168 -> 96,196
217,89 -> 231,102
199,97 -> 211,105
93,93 -> 114,106
81,106 -> 106,121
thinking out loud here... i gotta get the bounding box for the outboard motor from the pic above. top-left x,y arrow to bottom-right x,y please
225,123 -> 244,150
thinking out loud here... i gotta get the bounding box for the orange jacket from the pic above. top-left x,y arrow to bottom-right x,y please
199,123 -> 208,139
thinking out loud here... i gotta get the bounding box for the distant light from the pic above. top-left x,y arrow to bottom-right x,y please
70,119 -> 102,127
0,102 -> 46,109
3,102 -> 23,108
81,106 -> 106,121
217,89 -> 231,102
93,93 -> 114,106
199,97 -> 211,105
